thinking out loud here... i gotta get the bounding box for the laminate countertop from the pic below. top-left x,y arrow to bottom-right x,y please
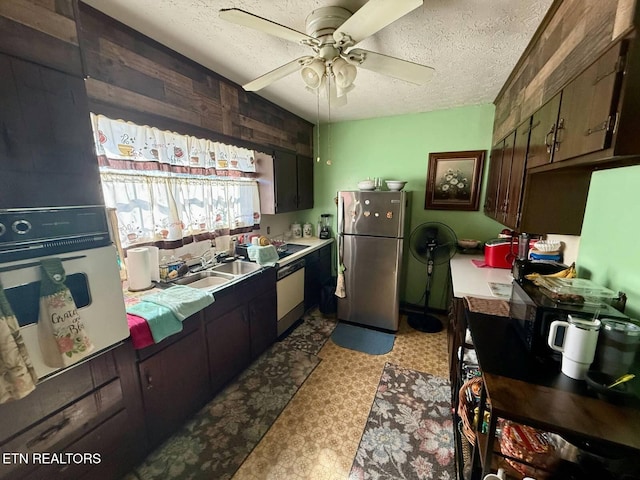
450,254 -> 514,299
275,237 -> 334,267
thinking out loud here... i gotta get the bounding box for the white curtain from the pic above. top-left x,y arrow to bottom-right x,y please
101,172 -> 260,248
92,114 -> 261,249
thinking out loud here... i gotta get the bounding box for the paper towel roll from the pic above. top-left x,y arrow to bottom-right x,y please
147,246 -> 160,282
127,247 -> 152,291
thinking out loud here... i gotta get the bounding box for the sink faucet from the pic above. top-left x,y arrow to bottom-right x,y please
200,249 -> 217,269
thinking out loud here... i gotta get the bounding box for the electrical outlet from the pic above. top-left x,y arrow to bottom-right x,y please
267,226 -> 270,234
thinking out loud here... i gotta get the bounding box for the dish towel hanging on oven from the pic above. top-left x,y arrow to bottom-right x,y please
0,280 -> 37,403
37,258 -> 95,368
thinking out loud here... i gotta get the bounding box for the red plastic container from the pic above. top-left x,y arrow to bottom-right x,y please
484,239 -> 517,269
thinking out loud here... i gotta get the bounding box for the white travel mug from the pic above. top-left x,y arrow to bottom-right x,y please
548,315 -> 601,380
483,468 -> 505,480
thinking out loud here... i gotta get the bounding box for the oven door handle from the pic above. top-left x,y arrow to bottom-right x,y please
0,255 -> 87,273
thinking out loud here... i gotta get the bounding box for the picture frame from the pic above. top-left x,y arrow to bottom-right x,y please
424,150 -> 485,211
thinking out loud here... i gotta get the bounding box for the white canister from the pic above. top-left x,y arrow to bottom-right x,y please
303,222 -> 313,238
291,223 -> 302,239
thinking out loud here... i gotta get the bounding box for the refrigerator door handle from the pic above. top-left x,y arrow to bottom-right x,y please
337,193 -> 345,235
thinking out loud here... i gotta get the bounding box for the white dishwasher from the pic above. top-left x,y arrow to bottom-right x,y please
276,258 -> 305,336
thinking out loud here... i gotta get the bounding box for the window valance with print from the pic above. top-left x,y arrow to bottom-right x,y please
90,114 -> 257,177
90,115 -> 262,251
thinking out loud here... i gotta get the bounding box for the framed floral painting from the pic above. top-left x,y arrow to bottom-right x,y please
424,150 -> 485,210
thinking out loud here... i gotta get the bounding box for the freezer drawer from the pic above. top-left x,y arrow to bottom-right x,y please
337,235 -> 402,331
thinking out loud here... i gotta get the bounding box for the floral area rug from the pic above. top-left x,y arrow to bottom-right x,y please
124,308 -> 335,480
349,363 -> 456,480
279,307 -> 338,356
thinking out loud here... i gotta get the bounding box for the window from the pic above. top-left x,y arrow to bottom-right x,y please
90,114 -> 261,249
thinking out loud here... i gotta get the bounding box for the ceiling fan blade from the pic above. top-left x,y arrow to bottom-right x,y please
346,48 -> 434,85
243,56 -> 313,91
333,0 -> 423,48
220,8 -> 319,47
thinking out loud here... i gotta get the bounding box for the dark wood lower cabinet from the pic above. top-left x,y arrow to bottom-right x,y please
206,304 -> 251,394
304,244 -> 332,311
0,342 -> 146,480
138,314 -> 210,448
205,267 -> 277,395
249,288 -> 278,360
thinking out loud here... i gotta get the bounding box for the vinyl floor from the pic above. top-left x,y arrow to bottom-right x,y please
232,312 -> 450,480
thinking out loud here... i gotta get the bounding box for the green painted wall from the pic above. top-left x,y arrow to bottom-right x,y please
299,104 -> 504,310
577,165 -> 640,320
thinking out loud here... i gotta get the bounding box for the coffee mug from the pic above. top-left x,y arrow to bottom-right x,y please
548,315 -> 601,380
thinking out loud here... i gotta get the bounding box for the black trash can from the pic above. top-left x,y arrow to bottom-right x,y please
319,277 -> 337,315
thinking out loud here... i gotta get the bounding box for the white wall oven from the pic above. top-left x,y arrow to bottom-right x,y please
0,206 -> 129,381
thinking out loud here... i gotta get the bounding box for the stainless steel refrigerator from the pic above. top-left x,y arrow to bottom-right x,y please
337,190 -> 409,331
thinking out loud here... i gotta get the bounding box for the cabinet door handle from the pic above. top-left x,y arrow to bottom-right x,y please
554,118 -> 564,152
544,124 -> 556,153
26,417 -> 71,448
144,369 -> 153,389
592,57 -> 623,85
585,116 -> 612,136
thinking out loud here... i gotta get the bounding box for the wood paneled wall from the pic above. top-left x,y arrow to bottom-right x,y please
0,0 -> 82,75
493,0 -> 638,143
0,1 -> 313,156
75,3 -> 313,156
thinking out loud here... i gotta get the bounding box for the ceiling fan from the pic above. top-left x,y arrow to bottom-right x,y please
219,0 -> 434,105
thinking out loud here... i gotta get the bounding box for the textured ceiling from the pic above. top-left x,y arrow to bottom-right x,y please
82,0 -> 554,123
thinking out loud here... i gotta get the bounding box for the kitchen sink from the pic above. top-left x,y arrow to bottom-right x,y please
172,270 -> 236,290
211,261 -> 262,275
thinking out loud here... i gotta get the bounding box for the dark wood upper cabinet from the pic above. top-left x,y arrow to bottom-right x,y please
0,53 -> 103,208
256,149 -> 314,214
524,39 -> 639,171
496,131 -> 515,225
489,35 -> 640,235
485,125 -> 529,230
505,119 -> 531,229
296,155 -> 314,211
274,150 -> 298,213
526,93 -> 561,169
484,141 -> 504,218
553,41 -> 624,163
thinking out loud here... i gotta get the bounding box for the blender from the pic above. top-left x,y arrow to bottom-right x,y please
319,214 -> 331,239
512,232 -> 530,282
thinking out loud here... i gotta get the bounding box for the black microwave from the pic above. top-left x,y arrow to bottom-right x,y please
509,281 -> 629,359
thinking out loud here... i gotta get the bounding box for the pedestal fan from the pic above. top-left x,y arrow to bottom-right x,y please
408,222 -> 457,333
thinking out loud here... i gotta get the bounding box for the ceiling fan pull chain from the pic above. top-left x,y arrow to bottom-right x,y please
316,87 -> 321,163
327,74 -> 332,166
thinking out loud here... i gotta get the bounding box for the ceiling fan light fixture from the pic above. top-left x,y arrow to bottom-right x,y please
301,59 -> 326,89
331,57 -> 357,90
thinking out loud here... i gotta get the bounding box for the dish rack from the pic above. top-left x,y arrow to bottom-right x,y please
270,234 -> 287,253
